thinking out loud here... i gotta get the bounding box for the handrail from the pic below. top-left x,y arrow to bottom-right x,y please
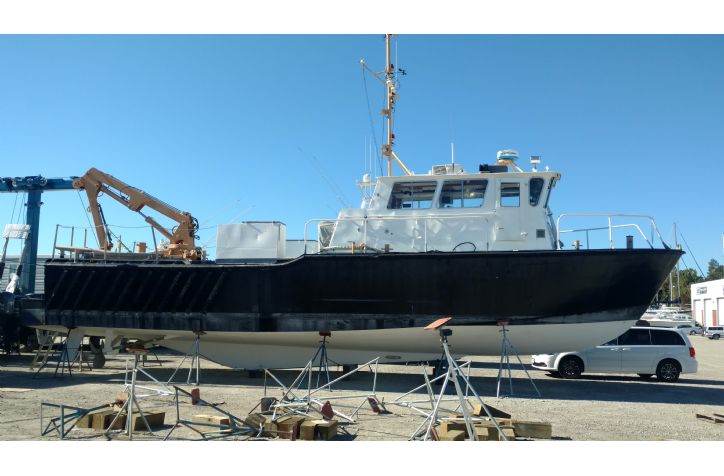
556,214 -> 669,250
303,212 -> 496,254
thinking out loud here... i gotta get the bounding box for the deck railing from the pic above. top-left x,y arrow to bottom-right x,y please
555,214 -> 669,250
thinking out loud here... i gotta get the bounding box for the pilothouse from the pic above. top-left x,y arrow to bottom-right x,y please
323,149 -> 560,254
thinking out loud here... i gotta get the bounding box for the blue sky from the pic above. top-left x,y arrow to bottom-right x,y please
0,35 -> 723,270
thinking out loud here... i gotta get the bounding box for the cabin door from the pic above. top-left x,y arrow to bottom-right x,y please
494,181 -> 523,242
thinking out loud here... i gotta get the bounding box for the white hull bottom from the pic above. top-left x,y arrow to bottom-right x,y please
36,316 -> 636,369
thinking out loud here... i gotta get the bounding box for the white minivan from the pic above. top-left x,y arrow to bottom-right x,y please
704,326 -> 723,339
531,326 -> 698,382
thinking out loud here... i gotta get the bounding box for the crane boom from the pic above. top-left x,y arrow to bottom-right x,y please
73,167 -> 201,260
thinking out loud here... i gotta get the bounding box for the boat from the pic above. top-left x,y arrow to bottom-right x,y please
641,306 -> 695,328
16,35 -> 682,369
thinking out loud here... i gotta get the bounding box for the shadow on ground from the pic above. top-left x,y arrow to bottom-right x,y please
2,353 -> 724,407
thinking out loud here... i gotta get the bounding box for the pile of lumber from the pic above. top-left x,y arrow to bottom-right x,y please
76,408 -> 165,432
435,404 -> 552,441
237,411 -> 339,440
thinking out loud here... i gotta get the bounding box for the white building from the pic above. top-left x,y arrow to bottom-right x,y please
691,278 -> 724,327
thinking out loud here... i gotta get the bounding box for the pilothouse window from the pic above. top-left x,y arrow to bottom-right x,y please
439,180 -> 488,208
529,178 -> 544,206
388,181 -> 437,209
500,182 -> 520,207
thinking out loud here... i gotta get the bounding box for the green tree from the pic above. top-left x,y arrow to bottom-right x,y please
706,259 -> 724,281
656,267 -> 702,305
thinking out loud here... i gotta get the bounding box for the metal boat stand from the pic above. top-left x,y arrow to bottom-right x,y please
403,317 -> 507,441
166,331 -> 205,386
39,402 -> 109,439
106,348 -> 158,440
122,350 -> 174,398
32,333 -> 73,379
164,385 -> 259,440
263,335 -> 382,423
495,320 -> 541,398
296,331 -> 333,390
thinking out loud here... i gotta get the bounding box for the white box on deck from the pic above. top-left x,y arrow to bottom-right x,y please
216,222 -> 286,262
285,239 -> 319,258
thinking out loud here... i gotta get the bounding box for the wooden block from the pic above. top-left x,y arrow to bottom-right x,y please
512,420 -> 552,439
244,412 -> 268,430
473,403 -> 511,419
262,421 -> 278,437
92,409 -> 126,431
440,429 -> 466,441
314,419 -> 337,440
132,411 -> 165,431
474,418 -> 512,429
193,414 -> 231,426
440,420 -> 468,434
472,426 -> 490,441
77,408 -> 110,428
276,415 -> 306,440
299,420 -> 317,441
487,426 -> 516,441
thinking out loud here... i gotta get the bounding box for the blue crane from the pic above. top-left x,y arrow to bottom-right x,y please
0,175 -> 77,293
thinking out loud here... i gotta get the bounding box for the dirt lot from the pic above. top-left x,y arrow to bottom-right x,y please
1,335 -> 723,441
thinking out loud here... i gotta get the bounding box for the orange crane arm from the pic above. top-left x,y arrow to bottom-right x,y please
73,167 -> 200,259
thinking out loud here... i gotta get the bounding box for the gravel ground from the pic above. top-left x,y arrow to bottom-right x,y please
1,335 -> 723,441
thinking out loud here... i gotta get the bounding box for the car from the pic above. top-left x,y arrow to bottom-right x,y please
531,326 -> 698,382
704,326 -> 724,340
673,323 -> 703,335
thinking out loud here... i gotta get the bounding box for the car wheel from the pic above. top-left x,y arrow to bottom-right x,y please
558,356 -> 583,379
638,373 -> 653,379
714,334 -> 721,340
656,359 -> 680,382
690,331 -> 696,336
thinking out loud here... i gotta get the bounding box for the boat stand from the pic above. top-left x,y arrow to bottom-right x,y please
263,332 -> 383,423
122,350 -> 174,398
166,331 -> 204,386
164,386 -> 259,441
40,402 -> 109,439
495,320 -> 541,398
32,334 -> 73,379
400,317 -> 507,441
295,331 -> 333,390
106,349 -> 158,440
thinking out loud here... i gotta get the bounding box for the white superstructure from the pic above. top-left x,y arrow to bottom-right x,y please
316,157 -> 561,254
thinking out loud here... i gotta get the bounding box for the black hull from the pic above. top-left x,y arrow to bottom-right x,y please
21,249 -> 681,333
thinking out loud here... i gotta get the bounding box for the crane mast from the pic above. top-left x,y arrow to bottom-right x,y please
73,167 -> 201,260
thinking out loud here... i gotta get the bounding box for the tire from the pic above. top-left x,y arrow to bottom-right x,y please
714,334 -> 721,340
558,356 -> 583,379
690,331 -> 696,336
638,373 -> 653,379
656,359 -> 680,382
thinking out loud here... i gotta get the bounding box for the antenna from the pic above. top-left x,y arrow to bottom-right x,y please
451,143 -> 455,164
361,34 -> 412,177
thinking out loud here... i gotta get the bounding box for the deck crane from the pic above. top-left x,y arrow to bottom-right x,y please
72,167 -> 202,260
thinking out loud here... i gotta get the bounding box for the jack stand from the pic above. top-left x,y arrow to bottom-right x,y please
33,334 -> 73,379
166,331 -> 204,386
409,317 -> 507,441
70,337 -> 93,373
106,348 -> 155,440
296,331 -> 333,390
495,320 -> 541,398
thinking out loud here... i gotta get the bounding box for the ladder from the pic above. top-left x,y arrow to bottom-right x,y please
30,331 -> 62,370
